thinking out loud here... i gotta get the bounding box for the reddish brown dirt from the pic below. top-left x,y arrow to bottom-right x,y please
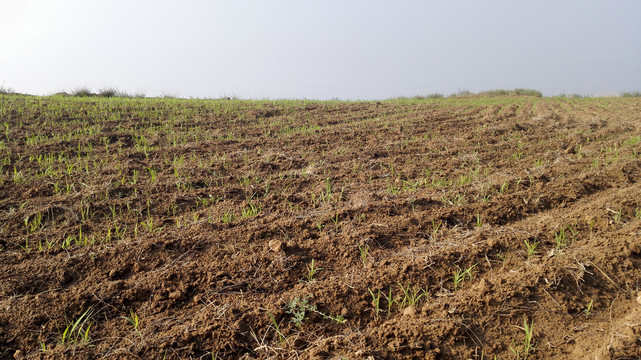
1,95 -> 641,359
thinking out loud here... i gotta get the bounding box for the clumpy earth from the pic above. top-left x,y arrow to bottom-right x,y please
1,94 -> 641,359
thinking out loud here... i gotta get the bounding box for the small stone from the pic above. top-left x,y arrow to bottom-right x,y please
341,307 -> 349,317
268,240 -> 286,252
13,350 -> 23,359
636,292 -> 641,305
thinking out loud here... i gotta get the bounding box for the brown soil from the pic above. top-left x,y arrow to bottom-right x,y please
1,96 -> 641,359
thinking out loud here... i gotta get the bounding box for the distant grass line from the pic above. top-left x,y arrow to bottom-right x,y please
1,86 -> 640,99
478,89 -> 543,97
621,91 -> 641,98
0,85 -> 16,95
56,87 -> 147,98
391,88 -> 543,100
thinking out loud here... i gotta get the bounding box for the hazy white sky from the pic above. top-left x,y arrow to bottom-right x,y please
1,1 -> 640,99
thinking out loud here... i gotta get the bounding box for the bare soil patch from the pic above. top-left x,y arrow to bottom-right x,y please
1,95 -> 641,359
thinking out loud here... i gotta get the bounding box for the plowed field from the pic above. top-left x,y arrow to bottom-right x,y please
1,95 -> 641,359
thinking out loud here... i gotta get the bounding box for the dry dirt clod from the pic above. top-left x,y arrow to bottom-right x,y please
13,350 -> 23,359
636,292 -> 641,306
169,290 -> 186,301
402,306 -> 417,317
268,240 -> 286,252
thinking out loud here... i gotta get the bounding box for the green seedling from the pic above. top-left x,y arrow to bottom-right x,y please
221,211 -> 235,224
397,283 -> 429,307
369,288 -> 382,320
147,167 -> 157,183
305,259 -> 323,281
13,166 -> 24,184
382,286 -> 396,315
130,169 -> 138,185
452,263 -> 477,290
612,208 -> 622,224
331,212 -> 340,230
122,309 -> 142,338
241,202 -> 261,218
266,311 -> 287,345
358,245 -> 370,267
60,308 -> 93,345
431,219 -> 442,239
441,192 -> 465,205
554,228 -> 567,249
499,181 -> 509,193
320,178 -> 333,203
141,217 -> 164,233
21,238 -> 31,253
497,249 -> 510,263
24,212 -> 43,233
509,318 -> 535,359
524,239 -> 538,258
475,213 -> 482,228
583,299 -> 594,316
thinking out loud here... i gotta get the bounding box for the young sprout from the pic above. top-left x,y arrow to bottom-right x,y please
524,239 -> 538,258
358,245 -> 370,267
304,259 -> 323,281
510,318 -> 535,359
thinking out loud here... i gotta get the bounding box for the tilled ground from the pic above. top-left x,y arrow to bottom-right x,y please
1,95 -> 641,359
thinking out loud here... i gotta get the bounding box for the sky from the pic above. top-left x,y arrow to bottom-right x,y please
1,0 -> 640,99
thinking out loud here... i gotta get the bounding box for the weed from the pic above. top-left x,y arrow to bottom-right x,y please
286,296 -> 345,327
